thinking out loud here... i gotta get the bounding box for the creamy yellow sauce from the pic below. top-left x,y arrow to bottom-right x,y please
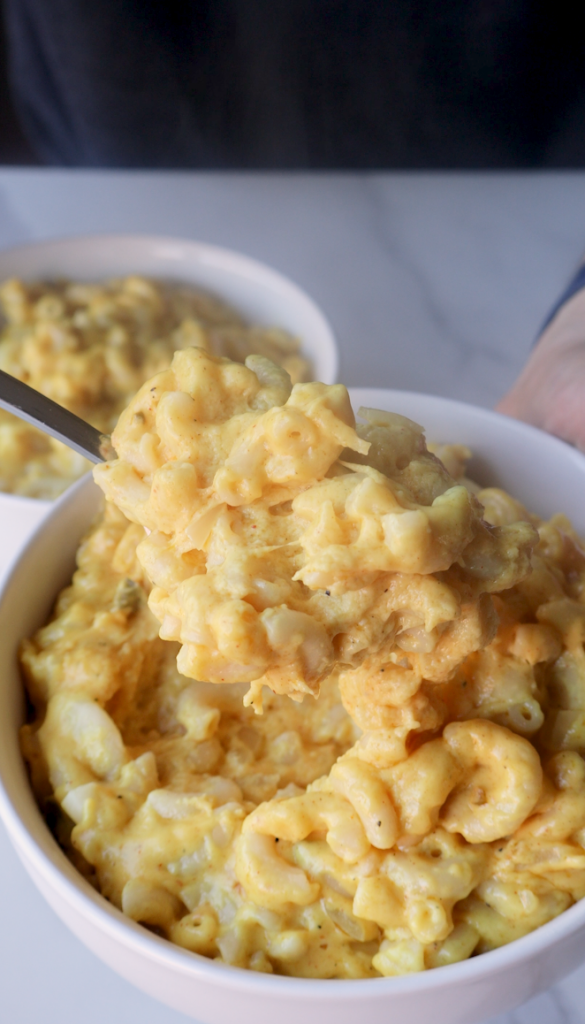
20,350 -> 585,978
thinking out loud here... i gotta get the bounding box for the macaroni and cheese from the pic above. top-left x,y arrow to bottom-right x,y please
20,350 -> 585,979
0,277 -> 308,498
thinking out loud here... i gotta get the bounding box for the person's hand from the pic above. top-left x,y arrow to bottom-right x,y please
496,288 -> 585,450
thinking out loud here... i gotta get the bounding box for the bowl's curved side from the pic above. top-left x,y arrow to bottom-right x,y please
11,836 -> 585,1024
3,397 -> 585,1023
0,493 -> 52,581
0,234 -> 339,385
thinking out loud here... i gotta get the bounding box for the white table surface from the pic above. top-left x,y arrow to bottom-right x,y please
2,168 -> 585,1023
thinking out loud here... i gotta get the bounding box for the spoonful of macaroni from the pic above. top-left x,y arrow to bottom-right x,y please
92,348 -> 537,707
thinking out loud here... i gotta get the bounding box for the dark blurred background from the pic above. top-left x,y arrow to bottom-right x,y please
1,5 -> 36,163
2,0 -> 585,169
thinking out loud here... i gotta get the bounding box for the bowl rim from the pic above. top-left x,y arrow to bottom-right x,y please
2,389 -> 585,1000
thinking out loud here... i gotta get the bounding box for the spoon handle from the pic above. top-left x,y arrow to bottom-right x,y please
0,369 -> 113,464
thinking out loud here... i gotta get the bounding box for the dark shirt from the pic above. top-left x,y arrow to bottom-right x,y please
2,0 -> 585,168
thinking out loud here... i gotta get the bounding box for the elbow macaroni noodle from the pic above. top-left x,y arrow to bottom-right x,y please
19,349 -> 585,978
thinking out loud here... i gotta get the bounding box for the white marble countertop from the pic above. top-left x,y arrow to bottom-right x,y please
1,169 -> 585,1023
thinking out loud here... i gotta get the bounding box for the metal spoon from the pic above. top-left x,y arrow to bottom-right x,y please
0,368 -> 115,464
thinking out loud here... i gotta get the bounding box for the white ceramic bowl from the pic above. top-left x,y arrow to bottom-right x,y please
1,389 -> 585,1024
0,234 -> 338,577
